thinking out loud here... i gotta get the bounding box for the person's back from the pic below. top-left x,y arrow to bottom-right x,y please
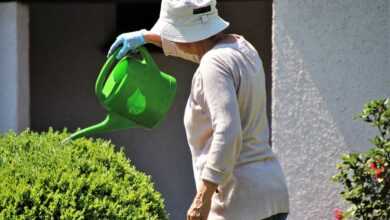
191,34 -> 290,219
218,34 -> 276,163
201,34 -> 276,164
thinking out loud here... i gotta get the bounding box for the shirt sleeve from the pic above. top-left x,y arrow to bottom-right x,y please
199,51 -> 243,186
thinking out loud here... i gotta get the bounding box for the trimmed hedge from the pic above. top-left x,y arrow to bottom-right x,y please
0,128 -> 169,220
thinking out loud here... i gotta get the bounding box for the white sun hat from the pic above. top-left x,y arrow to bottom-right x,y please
150,0 -> 230,43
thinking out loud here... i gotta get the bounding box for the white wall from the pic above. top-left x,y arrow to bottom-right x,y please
272,0 -> 389,219
0,2 -> 29,133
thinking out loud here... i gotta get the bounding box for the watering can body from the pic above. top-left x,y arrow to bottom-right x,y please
64,46 -> 176,142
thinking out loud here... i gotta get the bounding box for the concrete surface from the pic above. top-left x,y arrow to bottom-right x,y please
272,0 -> 389,219
0,2 -> 29,133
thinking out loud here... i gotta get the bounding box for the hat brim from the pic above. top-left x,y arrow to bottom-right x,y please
150,16 -> 230,43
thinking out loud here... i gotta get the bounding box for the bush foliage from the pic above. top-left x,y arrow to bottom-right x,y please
0,128 -> 169,220
332,97 -> 390,219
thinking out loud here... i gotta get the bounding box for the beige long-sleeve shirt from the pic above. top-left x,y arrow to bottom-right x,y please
183,34 -> 290,220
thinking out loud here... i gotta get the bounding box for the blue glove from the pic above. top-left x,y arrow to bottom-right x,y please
107,29 -> 147,60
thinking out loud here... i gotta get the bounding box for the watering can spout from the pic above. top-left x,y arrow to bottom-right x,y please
62,112 -> 139,144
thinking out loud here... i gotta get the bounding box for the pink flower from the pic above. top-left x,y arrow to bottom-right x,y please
333,208 -> 344,220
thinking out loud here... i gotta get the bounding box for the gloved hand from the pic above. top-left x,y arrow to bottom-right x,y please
107,29 -> 147,60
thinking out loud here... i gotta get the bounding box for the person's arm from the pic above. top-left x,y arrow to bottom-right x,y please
200,51 -> 243,186
187,179 -> 217,220
187,51 -> 242,220
199,179 -> 218,197
143,31 -> 162,48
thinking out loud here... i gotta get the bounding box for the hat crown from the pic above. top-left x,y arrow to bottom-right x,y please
150,0 -> 229,43
160,0 -> 217,23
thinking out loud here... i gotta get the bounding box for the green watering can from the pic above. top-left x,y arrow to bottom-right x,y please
63,46 -> 177,143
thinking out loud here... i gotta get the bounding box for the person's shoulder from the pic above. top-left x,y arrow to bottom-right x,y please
199,47 -> 233,73
199,45 -> 237,70
197,49 -> 237,86
201,46 -> 231,61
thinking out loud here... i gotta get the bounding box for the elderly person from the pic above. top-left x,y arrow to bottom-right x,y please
107,0 -> 290,219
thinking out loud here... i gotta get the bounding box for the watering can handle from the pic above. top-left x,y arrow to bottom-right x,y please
95,48 -> 120,103
138,46 -> 159,71
95,46 -> 158,103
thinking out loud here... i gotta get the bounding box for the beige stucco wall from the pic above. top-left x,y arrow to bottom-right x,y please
272,0 -> 389,219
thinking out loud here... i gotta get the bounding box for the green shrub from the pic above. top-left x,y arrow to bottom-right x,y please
332,97 -> 390,219
0,128 -> 169,220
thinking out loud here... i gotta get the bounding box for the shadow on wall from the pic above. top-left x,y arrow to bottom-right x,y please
29,3 -> 196,220
29,1 -> 273,219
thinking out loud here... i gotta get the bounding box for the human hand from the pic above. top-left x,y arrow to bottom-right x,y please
107,29 -> 147,60
187,180 -> 218,220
